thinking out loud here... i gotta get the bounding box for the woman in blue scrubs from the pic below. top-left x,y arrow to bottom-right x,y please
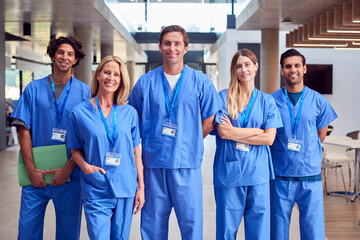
67,56 -> 145,240
213,49 -> 282,240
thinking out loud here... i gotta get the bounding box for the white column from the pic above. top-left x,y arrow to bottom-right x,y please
101,29 -> 113,59
127,61 -> 135,90
101,43 -> 113,59
74,27 -> 92,86
260,29 -> 279,94
217,31 -> 238,91
0,5 -> 6,150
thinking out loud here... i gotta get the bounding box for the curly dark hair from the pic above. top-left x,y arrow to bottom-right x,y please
46,35 -> 86,67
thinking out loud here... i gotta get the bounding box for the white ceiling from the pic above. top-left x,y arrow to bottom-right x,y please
110,0 -> 237,3
237,0 -> 345,31
2,0 -> 349,63
2,0 -> 146,63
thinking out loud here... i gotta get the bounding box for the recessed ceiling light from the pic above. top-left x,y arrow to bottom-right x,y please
328,30 -> 360,34
281,18 -> 292,23
308,37 -> 360,41
294,43 -> 348,47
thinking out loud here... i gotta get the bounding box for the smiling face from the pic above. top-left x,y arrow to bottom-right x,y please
281,55 -> 307,87
159,31 -> 189,68
51,43 -> 78,74
97,60 -> 121,95
235,55 -> 258,85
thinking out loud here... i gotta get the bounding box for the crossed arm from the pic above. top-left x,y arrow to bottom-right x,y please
216,115 -> 276,146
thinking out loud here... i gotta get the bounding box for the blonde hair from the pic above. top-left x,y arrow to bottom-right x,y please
91,56 -> 130,106
227,49 -> 258,119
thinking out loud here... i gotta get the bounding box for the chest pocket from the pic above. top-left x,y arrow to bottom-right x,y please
224,142 -> 248,162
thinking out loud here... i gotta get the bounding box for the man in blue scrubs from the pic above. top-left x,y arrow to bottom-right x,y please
11,36 -> 90,240
128,25 -> 220,240
270,49 -> 337,240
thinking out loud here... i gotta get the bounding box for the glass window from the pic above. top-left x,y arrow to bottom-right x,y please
205,64 -> 218,91
5,69 -> 20,100
105,1 -> 251,33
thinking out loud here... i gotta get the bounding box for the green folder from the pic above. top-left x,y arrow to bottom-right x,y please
18,144 -> 70,186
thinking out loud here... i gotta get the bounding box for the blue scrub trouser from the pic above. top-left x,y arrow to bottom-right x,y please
141,168 -> 203,240
214,182 -> 270,240
82,197 -> 134,240
18,180 -> 82,240
270,180 -> 325,240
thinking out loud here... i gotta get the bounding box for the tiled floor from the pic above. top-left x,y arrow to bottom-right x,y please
0,136 -> 301,239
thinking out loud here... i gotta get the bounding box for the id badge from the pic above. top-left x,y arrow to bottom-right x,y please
236,142 -> 249,152
287,138 -> 302,152
51,128 -> 67,142
105,152 -> 121,166
162,123 -> 177,138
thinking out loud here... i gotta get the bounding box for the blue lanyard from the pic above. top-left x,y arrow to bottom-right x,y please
284,87 -> 305,138
51,75 -> 72,127
95,96 -> 116,150
161,66 -> 185,122
240,88 -> 256,128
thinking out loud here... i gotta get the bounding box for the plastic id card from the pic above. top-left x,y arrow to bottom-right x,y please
287,138 -> 302,152
51,128 -> 67,142
162,123 -> 177,138
105,152 -> 121,166
236,142 -> 250,152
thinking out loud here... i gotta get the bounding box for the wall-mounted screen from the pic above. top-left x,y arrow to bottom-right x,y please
304,64 -> 333,94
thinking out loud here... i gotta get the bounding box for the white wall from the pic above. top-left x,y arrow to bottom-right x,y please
215,30 -> 360,135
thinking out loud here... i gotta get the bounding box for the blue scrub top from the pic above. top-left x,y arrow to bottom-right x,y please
11,76 -> 91,179
213,89 -> 283,187
271,87 -> 337,177
67,100 -> 141,200
128,66 -> 220,169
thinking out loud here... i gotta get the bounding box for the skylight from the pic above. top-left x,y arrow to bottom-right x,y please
105,1 -> 251,33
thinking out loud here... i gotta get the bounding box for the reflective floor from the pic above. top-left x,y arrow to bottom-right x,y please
0,136 -> 302,239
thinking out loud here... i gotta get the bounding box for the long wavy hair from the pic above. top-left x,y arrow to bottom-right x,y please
227,49 -> 258,119
91,56 -> 130,106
